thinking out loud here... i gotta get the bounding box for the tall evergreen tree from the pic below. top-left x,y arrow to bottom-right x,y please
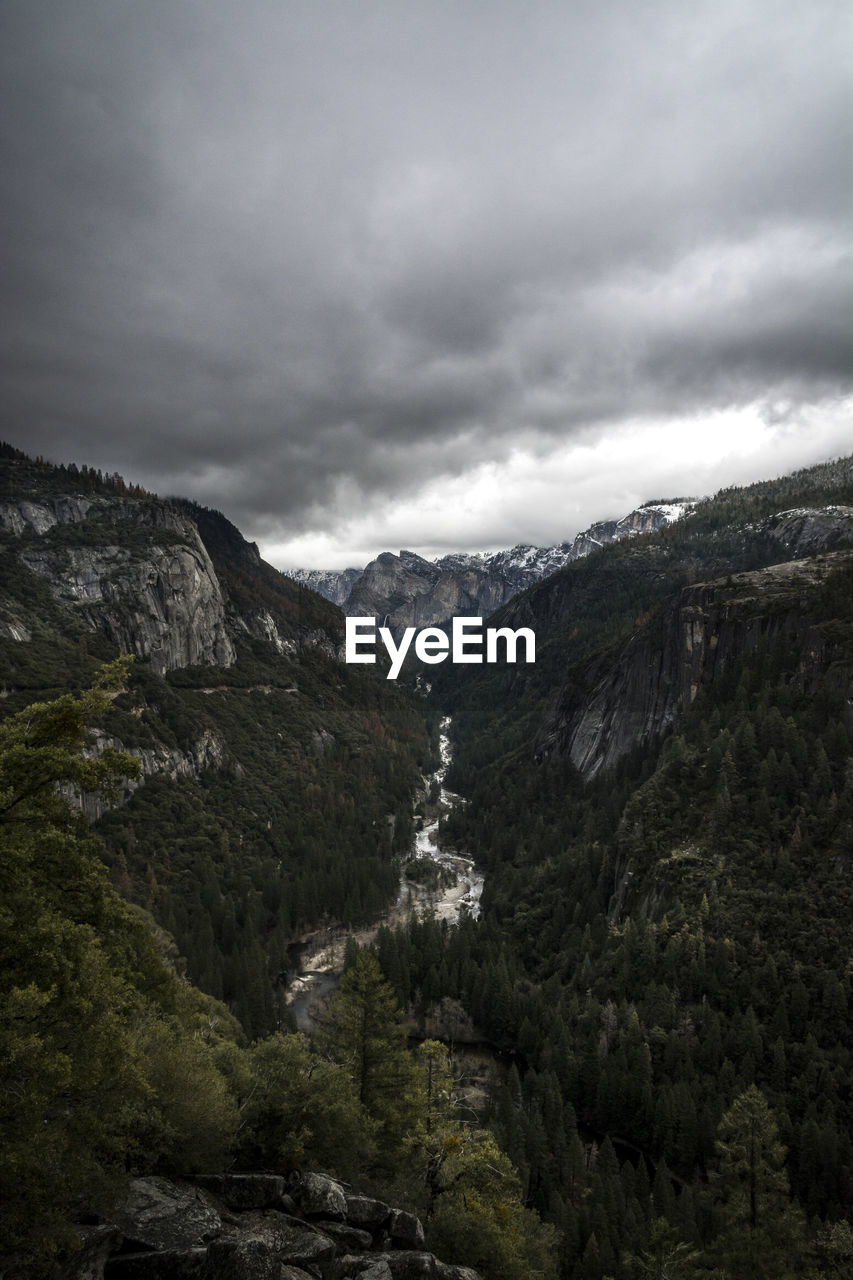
712,1086 -> 803,1278
316,949 -> 417,1156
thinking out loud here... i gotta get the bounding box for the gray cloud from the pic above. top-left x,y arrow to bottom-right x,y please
1,0 -> 850,557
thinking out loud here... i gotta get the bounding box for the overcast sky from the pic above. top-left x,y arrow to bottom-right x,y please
2,1 -> 851,568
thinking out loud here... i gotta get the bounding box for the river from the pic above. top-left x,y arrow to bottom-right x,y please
285,716 -> 482,1032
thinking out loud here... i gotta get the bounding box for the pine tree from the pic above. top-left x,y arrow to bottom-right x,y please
714,1086 -> 787,1233
235,1032 -> 364,1174
316,948 -> 417,1155
712,1085 -> 805,1277
622,1215 -> 700,1279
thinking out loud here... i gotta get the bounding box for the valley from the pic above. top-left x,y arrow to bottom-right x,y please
2,442 -> 853,1279
286,716 -> 483,1032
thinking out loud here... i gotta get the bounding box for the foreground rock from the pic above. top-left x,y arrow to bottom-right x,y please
110,1178 -> 222,1253
63,1172 -> 480,1280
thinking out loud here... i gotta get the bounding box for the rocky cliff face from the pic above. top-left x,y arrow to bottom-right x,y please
541,550 -> 853,778
287,566 -> 363,607
72,725 -> 233,821
344,549 -> 512,631
301,503 -> 692,634
170,498 -> 343,662
1,493 -> 235,675
0,472 -> 348,680
766,506 -> 853,557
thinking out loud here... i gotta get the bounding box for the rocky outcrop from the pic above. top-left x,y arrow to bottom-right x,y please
232,608 -> 298,657
344,552 -> 442,625
0,611 -> 31,642
286,568 -> 364,608
70,1173 -> 481,1280
0,495 -> 208,539
0,479 -> 354,677
21,539 -> 233,676
0,495 -> 100,535
542,550 -> 853,779
169,498 -> 344,662
766,506 -> 853,557
2,495 -> 235,675
71,727 -> 231,821
344,548 -> 519,636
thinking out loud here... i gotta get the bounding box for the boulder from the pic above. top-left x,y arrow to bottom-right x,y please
294,1171 -> 348,1220
201,1238 -> 282,1280
344,1195 -> 391,1231
190,1175 -> 287,1211
351,1264 -> 393,1280
110,1179 -> 221,1252
205,1213 -> 336,1276
383,1255 -> 437,1278
65,1173 -> 481,1280
334,1259 -> 393,1280
56,1224 -> 122,1279
103,1248 -> 207,1278
314,1221 -> 374,1251
387,1210 -> 425,1250
334,1255 -> 436,1279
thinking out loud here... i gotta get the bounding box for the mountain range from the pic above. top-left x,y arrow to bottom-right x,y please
287,502 -> 693,631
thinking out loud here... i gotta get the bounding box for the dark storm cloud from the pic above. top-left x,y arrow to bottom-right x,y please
1,0 -> 850,547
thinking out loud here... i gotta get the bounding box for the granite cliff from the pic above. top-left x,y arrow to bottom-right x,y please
0,491 -> 235,674
542,549 -> 853,778
291,566 -> 364,608
0,454 -> 348,697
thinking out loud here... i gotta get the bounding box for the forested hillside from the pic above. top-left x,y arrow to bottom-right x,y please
408,455 -> 853,1276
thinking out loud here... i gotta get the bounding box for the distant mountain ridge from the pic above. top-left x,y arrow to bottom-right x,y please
287,501 -> 695,632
